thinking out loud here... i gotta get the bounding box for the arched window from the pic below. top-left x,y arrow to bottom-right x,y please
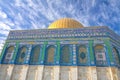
30,45 -> 41,64
112,47 -> 120,65
77,45 -> 87,65
94,44 -> 107,66
16,46 -> 27,64
2,46 -> 14,63
45,45 -> 56,64
60,45 -> 71,64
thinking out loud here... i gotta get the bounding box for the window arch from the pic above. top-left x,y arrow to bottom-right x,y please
2,46 -> 14,63
77,45 -> 87,65
112,47 -> 120,65
60,45 -> 71,64
30,45 -> 41,64
45,45 -> 56,64
16,46 -> 27,64
94,44 -> 107,66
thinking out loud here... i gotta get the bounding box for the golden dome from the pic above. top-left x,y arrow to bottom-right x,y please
48,18 -> 83,29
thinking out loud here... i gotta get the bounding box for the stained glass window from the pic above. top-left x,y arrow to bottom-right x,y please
45,45 -> 55,64
60,45 -> 71,64
112,47 -> 120,65
2,46 -> 14,63
77,45 -> 87,65
30,45 -> 41,64
16,46 -> 27,64
94,45 -> 107,66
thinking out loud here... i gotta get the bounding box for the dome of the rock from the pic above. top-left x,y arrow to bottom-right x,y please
48,18 -> 83,29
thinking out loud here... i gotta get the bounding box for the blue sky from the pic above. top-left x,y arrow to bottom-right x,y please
0,0 -> 120,50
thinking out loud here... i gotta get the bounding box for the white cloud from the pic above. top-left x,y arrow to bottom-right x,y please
17,13 -> 23,21
0,22 -> 11,30
0,0 -> 119,37
15,0 -> 24,7
0,30 -> 9,36
0,10 -> 7,18
4,20 -> 15,26
31,22 -> 38,29
26,0 -> 36,7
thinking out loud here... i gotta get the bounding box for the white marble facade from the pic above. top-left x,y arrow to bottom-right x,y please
0,65 -> 119,80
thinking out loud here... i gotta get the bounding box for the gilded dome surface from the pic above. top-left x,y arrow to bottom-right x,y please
48,18 -> 83,29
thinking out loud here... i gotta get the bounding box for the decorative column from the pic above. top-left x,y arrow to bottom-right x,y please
104,39 -> 114,65
88,40 -> 95,66
11,41 -> 19,64
40,41 -> 47,64
24,45 -> 32,64
56,41 -> 60,65
89,40 -> 95,66
72,44 -> 77,65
